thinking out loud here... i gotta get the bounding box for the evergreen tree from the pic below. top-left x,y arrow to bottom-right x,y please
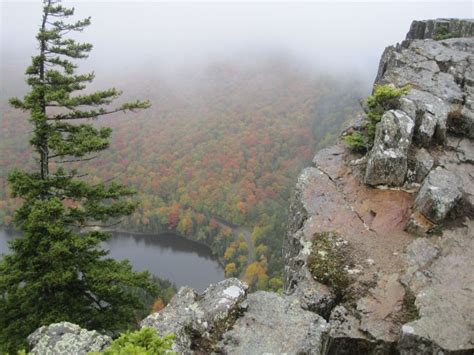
0,1 -> 155,352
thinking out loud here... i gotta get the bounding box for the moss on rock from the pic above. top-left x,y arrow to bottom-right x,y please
307,232 -> 350,297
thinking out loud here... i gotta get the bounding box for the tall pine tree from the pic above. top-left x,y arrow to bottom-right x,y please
0,1 -> 156,352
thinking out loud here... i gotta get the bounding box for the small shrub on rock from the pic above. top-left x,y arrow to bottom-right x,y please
343,131 -> 368,153
433,27 -> 461,40
344,84 -> 410,152
90,328 -> 175,355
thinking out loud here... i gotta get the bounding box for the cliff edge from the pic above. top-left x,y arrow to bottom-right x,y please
285,18 -> 474,354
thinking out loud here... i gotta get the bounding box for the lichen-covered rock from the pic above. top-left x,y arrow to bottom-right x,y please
411,167 -> 463,223
284,222 -> 337,317
140,286 -> 198,352
408,148 -> 434,183
374,37 -> 474,159
376,46 -> 457,103
438,145 -> 474,216
400,238 -> 439,290
218,291 -> 329,355
402,89 -> 451,146
364,110 -> 414,186
140,278 -> 247,353
399,220 -> 474,355
27,322 -> 111,355
191,278 -> 248,344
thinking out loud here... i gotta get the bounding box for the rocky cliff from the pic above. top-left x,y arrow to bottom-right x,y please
285,18 -> 474,354
27,19 -> 474,355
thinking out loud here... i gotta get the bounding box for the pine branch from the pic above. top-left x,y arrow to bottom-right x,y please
48,100 -> 151,120
52,155 -> 98,163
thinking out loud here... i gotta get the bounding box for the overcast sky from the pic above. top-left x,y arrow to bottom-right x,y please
1,1 -> 473,95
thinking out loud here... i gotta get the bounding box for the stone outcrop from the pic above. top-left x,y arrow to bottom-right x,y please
285,140 -> 415,353
140,278 -> 331,354
27,322 -> 111,355
367,27 -> 474,234
285,18 -> 474,355
406,19 -> 474,40
411,167 -> 463,223
140,278 -> 248,353
364,109 -> 414,186
218,291 -> 329,354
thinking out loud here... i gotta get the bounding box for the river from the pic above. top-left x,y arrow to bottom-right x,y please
0,229 -> 224,292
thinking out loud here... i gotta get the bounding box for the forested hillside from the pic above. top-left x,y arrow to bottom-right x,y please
0,57 -> 365,290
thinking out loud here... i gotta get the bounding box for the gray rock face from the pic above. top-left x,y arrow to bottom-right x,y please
140,286 -> 198,352
326,274 -> 407,355
364,110 -> 414,186
282,19 -> 474,355
284,167 -> 326,292
406,19 -> 474,40
375,39 -> 472,104
326,306 -> 396,355
372,35 -> 474,230
408,148 -> 434,183
218,291 -> 329,355
140,278 -> 247,353
412,167 -> 463,223
27,322 -> 111,355
374,37 -> 474,163
400,238 -> 440,290
139,278 -> 333,354
401,89 -> 450,146
399,220 -> 474,355
291,277 -> 335,318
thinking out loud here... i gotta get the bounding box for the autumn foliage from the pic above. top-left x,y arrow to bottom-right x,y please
0,58 -> 363,291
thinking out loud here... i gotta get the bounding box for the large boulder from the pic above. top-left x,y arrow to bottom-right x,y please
411,167 -> 463,223
400,89 -> 451,146
140,278 -> 247,353
27,322 -> 111,355
374,38 -> 474,162
376,38 -> 473,104
364,110 -> 414,186
218,291 -> 329,355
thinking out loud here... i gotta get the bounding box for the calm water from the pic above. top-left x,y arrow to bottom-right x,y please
0,229 -> 224,292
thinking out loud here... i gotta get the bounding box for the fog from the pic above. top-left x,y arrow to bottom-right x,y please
1,0 -> 472,98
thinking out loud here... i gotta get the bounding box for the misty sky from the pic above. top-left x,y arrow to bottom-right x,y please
1,1 -> 473,96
